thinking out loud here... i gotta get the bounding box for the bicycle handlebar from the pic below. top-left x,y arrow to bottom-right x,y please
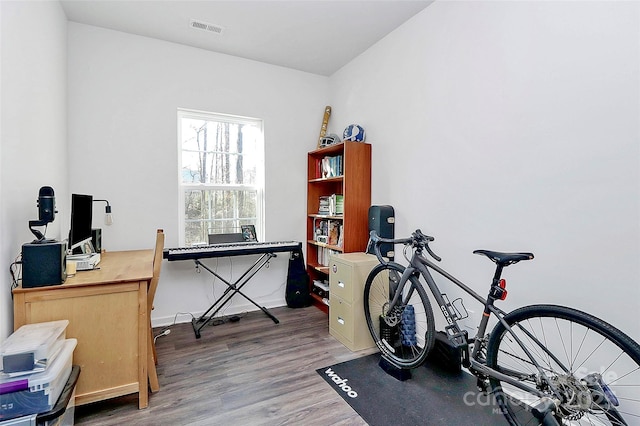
368,229 -> 442,263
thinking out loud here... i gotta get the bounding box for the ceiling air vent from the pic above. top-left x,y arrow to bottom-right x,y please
189,19 -> 225,35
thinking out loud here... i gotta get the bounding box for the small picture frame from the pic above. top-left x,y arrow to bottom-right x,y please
241,225 -> 257,242
81,240 -> 95,254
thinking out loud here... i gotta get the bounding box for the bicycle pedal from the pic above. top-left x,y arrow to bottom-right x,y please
444,326 -> 468,349
476,377 -> 489,393
450,339 -> 468,349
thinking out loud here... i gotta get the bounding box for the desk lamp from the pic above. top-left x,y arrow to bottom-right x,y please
28,186 -> 57,243
94,199 -> 113,225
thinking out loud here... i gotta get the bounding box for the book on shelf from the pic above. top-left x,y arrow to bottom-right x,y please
317,246 -> 340,267
328,221 -> 340,246
318,196 -> 331,215
329,194 -> 344,216
319,155 -> 343,179
318,193 -> 343,216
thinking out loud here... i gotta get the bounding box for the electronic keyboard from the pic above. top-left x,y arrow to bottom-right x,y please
163,241 -> 301,261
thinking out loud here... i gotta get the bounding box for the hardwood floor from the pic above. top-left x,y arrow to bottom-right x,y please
75,306 -> 375,425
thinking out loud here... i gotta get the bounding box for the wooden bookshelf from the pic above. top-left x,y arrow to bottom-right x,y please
306,141 -> 371,313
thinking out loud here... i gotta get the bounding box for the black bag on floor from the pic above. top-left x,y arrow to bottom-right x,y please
286,249 -> 310,308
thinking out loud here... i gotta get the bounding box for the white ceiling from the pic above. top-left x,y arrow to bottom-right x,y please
59,0 -> 433,76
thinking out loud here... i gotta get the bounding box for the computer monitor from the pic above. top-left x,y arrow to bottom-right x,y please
69,194 -> 93,253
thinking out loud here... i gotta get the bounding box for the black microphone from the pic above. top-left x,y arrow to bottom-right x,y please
37,186 -> 56,223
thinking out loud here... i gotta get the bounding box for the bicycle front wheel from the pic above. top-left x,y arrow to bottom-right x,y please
486,304 -> 640,426
363,262 -> 435,369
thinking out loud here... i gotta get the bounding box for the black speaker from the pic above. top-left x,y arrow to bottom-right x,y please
368,205 -> 395,259
22,241 -> 67,288
92,228 -> 102,253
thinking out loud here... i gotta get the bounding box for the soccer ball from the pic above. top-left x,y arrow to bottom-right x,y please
343,124 -> 366,142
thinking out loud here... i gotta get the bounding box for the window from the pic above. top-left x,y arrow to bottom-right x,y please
178,109 -> 264,246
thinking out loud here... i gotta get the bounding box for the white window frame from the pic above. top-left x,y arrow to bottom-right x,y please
177,108 -> 265,246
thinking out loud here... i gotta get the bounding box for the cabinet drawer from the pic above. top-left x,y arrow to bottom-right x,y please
329,252 -> 378,303
329,294 -> 375,352
330,262 -> 353,302
329,295 -> 355,342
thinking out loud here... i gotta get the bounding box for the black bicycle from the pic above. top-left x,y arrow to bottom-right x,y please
364,229 -> 640,426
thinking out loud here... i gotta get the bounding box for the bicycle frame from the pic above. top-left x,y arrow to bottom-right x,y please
387,248 -> 563,401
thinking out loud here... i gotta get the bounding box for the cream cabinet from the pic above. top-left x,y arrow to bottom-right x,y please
329,252 -> 378,351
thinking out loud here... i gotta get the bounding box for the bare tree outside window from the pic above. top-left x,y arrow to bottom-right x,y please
178,109 -> 264,246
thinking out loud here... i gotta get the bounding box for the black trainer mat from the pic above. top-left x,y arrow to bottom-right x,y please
317,353 -> 507,426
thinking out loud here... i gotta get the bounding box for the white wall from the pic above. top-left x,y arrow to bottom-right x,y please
0,1 -> 68,340
67,23 -> 328,326
329,1 -> 639,341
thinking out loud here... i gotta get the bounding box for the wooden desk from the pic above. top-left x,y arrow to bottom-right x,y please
12,250 -> 153,409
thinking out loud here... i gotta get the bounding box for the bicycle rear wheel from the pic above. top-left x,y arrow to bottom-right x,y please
363,262 -> 435,369
486,304 -> 640,426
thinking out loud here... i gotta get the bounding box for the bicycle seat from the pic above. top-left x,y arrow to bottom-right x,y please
473,249 -> 534,267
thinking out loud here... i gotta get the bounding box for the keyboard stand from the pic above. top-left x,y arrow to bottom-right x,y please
190,253 -> 279,338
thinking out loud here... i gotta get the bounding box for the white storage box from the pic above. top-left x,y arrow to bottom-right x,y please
0,414 -> 36,426
0,321 -> 68,375
0,339 -> 76,421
